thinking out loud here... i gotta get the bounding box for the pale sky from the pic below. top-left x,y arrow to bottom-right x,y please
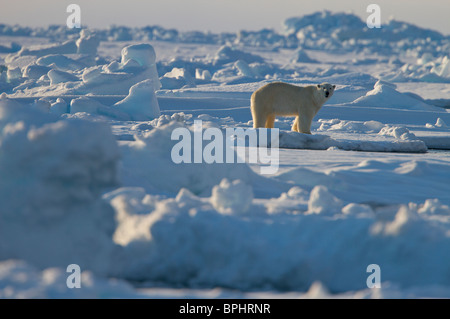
2,0 -> 449,35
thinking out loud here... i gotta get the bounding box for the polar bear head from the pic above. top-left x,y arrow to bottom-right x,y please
317,83 -> 336,99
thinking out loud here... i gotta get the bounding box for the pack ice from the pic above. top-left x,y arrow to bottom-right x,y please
1,11 -> 450,298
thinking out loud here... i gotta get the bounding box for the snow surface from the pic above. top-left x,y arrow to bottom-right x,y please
0,11 -> 450,299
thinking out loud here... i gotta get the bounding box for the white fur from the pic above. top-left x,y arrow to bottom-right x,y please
251,82 -> 335,134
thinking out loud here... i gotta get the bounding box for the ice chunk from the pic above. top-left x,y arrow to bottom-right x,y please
279,131 -> 336,150
121,43 -> 156,67
210,179 -> 253,215
0,41 -> 21,53
342,203 -> 374,216
160,67 -> 195,89
76,29 -> 100,55
81,66 -> 103,84
114,79 -> 160,120
18,40 -> 77,57
425,118 -> 446,129
371,206 -> 417,236
319,119 -> 385,133
6,66 -> 22,81
435,118 -> 447,127
22,63 -> 52,79
291,49 -> 318,63
214,45 -> 264,65
120,58 -> 141,70
163,67 -> 192,80
195,68 -> 212,81
304,282 -> 331,298
36,54 -> 84,71
0,101 -> 120,273
418,199 -> 450,215
417,53 -> 434,65
234,60 -> 255,77
70,96 -> 107,114
121,44 -> 161,90
0,92 -> 17,104
108,188 -> 158,246
363,120 -> 385,132
307,186 -> 343,215
50,98 -> 68,115
176,188 -> 203,209
436,56 -> 450,78
0,259 -> 139,298
351,81 -> 441,111
70,43 -> 162,96
31,98 -> 51,112
47,69 -> 79,85
105,61 -> 121,72
378,125 -> 417,140
70,97 -> 130,120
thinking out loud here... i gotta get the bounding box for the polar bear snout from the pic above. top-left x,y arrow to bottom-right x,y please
318,83 -> 335,99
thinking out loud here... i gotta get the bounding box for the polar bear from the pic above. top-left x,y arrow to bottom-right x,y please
250,82 -> 335,134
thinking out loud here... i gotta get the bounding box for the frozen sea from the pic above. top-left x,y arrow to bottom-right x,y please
0,11 -> 450,298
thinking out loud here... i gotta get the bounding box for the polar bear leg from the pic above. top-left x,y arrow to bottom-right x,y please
291,116 -> 300,132
252,109 -> 268,128
265,114 -> 275,128
298,113 -> 312,134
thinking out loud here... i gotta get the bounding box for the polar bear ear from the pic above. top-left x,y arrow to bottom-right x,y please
317,84 -> 321,88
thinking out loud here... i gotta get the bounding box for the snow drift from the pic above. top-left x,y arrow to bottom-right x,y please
118,120 -> 286,197
0,96 -> 120,274
105,183 -> 450,293
351,81 -> 444,111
